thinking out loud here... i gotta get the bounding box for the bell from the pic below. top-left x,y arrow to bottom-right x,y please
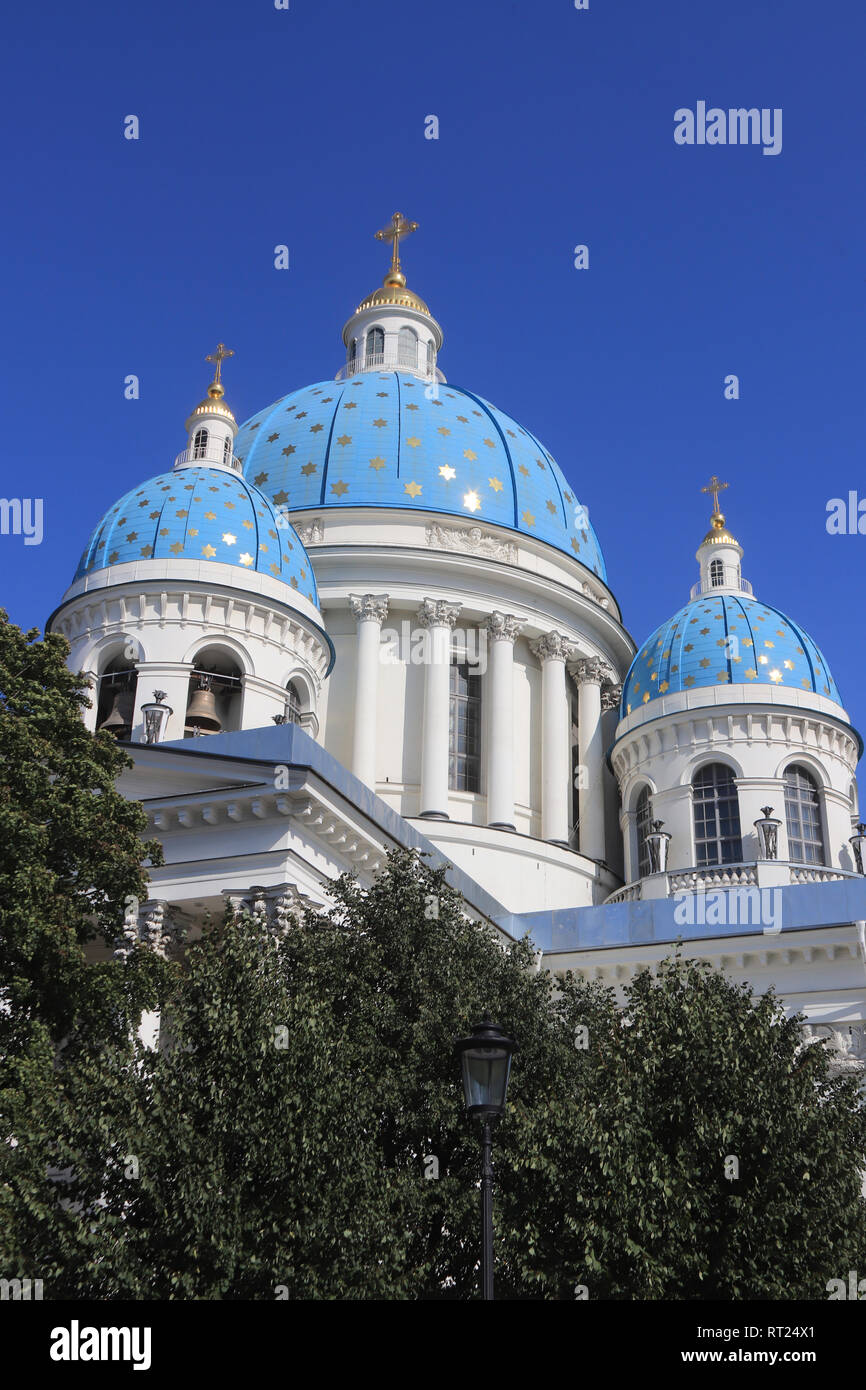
98,686 -> 135,737
185,673 -> 222,734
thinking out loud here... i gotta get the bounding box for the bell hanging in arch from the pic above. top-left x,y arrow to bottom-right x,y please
98,686 -> 135,738
185,672 -> 222,734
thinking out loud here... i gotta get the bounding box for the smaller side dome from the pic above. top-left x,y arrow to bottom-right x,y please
73,467 -> 318,607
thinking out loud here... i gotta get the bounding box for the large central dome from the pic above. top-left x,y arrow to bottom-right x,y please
235,373 -> 606,579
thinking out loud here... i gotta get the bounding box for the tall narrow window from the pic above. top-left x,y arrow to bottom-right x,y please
365,327 -> 384,363
285,681 -> 302,726
398,326 -> 417,367
784,765 -> 825,864
192,427 -> 209,460
693,763 -> 742,866
222,435 -> 232,465
449,661 -> 481,792
426,340 -> 435,375
635,786 -> 653,878
709,558 -> 724,587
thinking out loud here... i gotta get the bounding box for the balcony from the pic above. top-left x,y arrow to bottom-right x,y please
690,578 -> 753,599
174,443 -> 243,473
336,352 -> 446,384
605,861 -> 863,904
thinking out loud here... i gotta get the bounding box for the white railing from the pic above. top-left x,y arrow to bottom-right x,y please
689,578 -> 753,599
335,353 -> 446,383
174,444 -> 243,473
669,863 -> 759,892
604,882 -> 642,904
789,864 -> 858,884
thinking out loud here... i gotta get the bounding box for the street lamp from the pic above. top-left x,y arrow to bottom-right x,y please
849,823 -> 866,875
454,1015 -> 517,1301
140,690 -> 172,745
754,806 -> 782,860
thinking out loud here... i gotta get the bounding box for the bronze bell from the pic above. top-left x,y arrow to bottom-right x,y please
98,686 -> 135,737
185,673 -> 222,734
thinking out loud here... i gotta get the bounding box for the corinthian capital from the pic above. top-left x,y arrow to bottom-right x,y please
600,683 -> 623,713
349,593 -> 390,625
572,656 -> 614,687
530,631 -> 577,664
417,598 -> 462,629
485,611 -> 524,643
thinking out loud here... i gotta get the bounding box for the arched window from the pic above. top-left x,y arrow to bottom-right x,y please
222,435 -> 232,465
348,337 -> 357,367
426,340 -> 435,374
784,765 -> 825,864
709,558 -> 724,587
192,427 -> 209,460
398,326 -> 417,367
449,660 -> 481,792
96,657 -> 137,739
185,648 -> 243,736
285,681 -> 303,726
636,786 -> 653,878
365,327 -> 384,364
693,763 -> 742,866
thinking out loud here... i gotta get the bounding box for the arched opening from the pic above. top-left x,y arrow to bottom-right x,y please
784,765 -> 825,865
709,557 -> 724,587
348,337 -> 358,368
365,327 -> 384,365
285,680 -> 303,726
398,326 -> 418,368
635,786 -> 653,878
426,340 -> 435,375
96,656 -> 138,739
192,427 -> 209,460
185,646 -> 243,736
222,435 -> 232,466
692,763 -> 742,866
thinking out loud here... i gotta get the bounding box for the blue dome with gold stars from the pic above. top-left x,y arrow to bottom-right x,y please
74,465 -> 318,607
234,373 -> 606,579
622,593 -> 841,717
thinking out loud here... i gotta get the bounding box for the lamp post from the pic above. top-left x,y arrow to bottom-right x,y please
754,806 -> 781,860
645,818 -> 672,874
849,823 -> 866,875
140,690 -> 172,745
454,1015 -> 517,1301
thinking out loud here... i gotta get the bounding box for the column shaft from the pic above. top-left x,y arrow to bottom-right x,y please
349,594 -> 389,789
486,613 -> 522,830
531,633 -> 575,845
577,667 -> 605,861
418,599 -> 461,819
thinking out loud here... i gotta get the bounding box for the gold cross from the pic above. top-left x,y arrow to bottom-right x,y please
701,474 -> 728,515
374,211 -> 418,276
205,342 -> 234,385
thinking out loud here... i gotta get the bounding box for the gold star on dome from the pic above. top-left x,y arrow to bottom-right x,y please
301,462 -> 317,476
770,669 -> 783,683
254,472 -> 268,487
267,432 -> 279,443
149,510 -> 160,520
126,531 -> 138,543
783,659 -> 794,669
406,436 -> 421,447
282,446 -> 295,458
758,655 -> 768,665
659,680 -> 669,693
699,658 -> 711,669
376,392 -> 389,398
699,627 -> 710,635
202,544 -> 217,558
536,458 -> 545,470
642,691 -> 651,704
222,533 -> 236,546
684,643 -> 694,653
437,427 -> 451,436
404,481 -> 423,499
159,527 -> 170,537
716,672 -> 729,683
744,667 -> 758,679
489,477 -> 503,492
518,464 -> 529,477
571,538 -> 580,553
295,412 -> 307,420
188,528 -> 198,537
405,402 -> 419,410
546,500 -> 557,514
343,401 -> 357,409
522,510 -> 536,527
336,434 -> 352,447
456,415 -> 468,423
369,457 -> 386,470
801,678 -> 810,689
683,675 -> 695,688
239,552 -> 253,566
483,438 -> 495,449
169,541 -> 183,555
464,449 -> 478,461
273,490 -> 289,506
651,672 -> 657,682
224,501 -> 235,510
439,465 -> 456,481
373,418 -> 387,428
331,480 -> 349,497
310,423 -> 324,434
464,491 -> 481,512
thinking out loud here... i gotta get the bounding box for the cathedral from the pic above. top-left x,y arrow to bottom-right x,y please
47,213 -> 866,1074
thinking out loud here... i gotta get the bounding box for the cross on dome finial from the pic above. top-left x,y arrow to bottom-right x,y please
205,342 -> 234,397
374,211 -> 418,287
701,474 -> 728,517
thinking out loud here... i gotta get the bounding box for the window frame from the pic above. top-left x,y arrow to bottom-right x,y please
692,762 -> 743,867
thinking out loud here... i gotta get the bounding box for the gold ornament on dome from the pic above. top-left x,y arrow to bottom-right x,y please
699,473 -> 741,546
355,211 -> 431,316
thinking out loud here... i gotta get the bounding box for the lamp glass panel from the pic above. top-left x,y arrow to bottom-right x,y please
460,1046 -> 511,1111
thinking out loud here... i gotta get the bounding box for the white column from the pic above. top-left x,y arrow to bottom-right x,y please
417,598 -> 462,819
573,657 -> 611,863
348,593 -> 390,788
601,682 -> 623,875
531,632 -> 576,845
131,663 -> 194,742
485,613 -> 523,830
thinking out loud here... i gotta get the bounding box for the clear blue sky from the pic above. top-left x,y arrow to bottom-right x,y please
3,1 -> 864,729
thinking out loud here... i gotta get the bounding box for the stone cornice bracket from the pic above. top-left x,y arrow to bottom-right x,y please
531,631 -> 577,664
417,597 -> 462,629
348,593 -> 390,624
601,683 -> 623,713
571,656 -> 614,687
485,611 -> 524,643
